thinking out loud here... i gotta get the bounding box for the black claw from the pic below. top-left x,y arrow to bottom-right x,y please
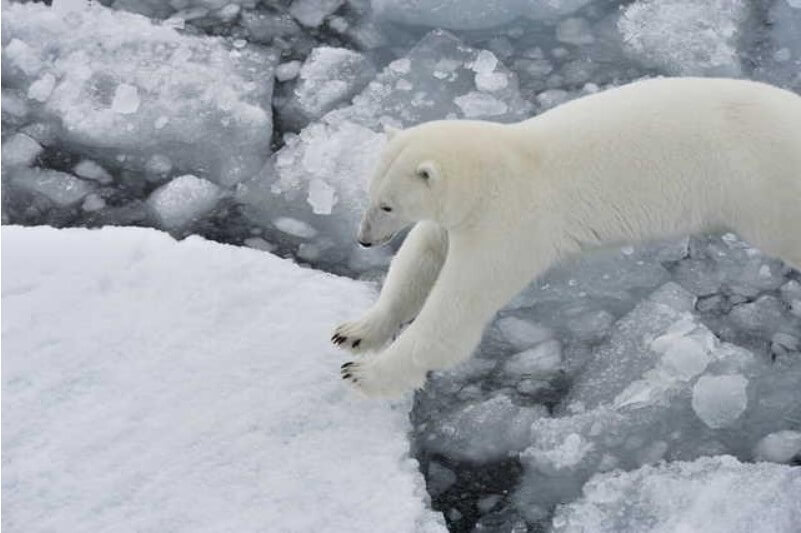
341,361 -> 354,370
352,339 -> 361,348
343,373 -> 352,379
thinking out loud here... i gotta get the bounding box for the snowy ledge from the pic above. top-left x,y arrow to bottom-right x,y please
1,226 -> 445,532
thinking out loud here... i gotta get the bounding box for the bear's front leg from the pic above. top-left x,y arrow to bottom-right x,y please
340,343 -> 429,397
342,232 -> 550,397
332,222 -> 447,354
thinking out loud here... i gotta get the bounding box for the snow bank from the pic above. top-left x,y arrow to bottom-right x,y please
2,226 -> 445,533
552,456 -> 801,533
2,1 -> 277,187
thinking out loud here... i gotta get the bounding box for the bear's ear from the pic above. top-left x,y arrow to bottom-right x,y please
384,125 -> 401,140
416,161 -> 437,184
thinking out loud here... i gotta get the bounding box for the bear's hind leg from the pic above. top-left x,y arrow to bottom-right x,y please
332,221 -> 447,354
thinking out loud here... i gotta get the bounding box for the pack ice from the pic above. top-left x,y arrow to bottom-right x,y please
2,1 -> 277,188
552,456 -> 801,533
412,235 -> 801,530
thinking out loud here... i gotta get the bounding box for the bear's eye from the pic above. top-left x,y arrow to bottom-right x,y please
417,168 -> 430,180
380,205 -> 393,213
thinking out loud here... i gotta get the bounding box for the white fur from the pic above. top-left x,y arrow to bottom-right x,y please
334,77 -> 801,397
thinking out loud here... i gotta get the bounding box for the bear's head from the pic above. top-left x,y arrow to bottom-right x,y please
357,120 -> 508,247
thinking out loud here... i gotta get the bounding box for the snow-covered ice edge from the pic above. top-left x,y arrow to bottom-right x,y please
1,225 -> 445,533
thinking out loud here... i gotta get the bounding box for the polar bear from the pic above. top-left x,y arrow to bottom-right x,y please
332,77 -> 801,397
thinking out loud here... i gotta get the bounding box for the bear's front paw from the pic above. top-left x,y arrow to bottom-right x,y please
331,314 -> 393,354
340,355 -> 426,398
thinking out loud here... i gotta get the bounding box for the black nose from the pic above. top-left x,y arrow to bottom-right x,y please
358,239 -> 372,248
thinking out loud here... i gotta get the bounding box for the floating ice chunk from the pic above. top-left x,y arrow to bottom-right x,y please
691,374 -> 748,429
289,0 -> 344,27
536,89 -> 569,110
567,283 -> 699,409
2,89 -> 30,124
389,58 -> 411,74
729,296 -> 793,337
27,73 -> 56,103
611,322 -> 723,411
217,4 -> 241,21
11,168 -> 92,207
81,193 -> 106,212
504,340 -> 562,377
147,175 -> 223,231
111,83 -> 140,114
524,433 -> 593,474
2,134 -> 43,168
276,61 -> 302,82
496,317 -> 553,350
273,217 -> 318,239
289,47 -> 376,125
4,39 -> 43,77
659,336 -> 711,381
240,10 -> 300,43
471,50 -> 508,92
556,18 -> 594,46
566,310 -> 614,343
270,119 -> 382,223
474,70 -> 507,92
425,395 -> 547,463
3,1 -> 276,187
454,92 -> 509,117
371,0 -> 592,30
619,0 -> 746,76
551,456 -> 801,533
430,357 -> 498,395
754,431 -> 801,464
307,178 -> 337,215
675,234 -> 787,297
73,160 -> 113,184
